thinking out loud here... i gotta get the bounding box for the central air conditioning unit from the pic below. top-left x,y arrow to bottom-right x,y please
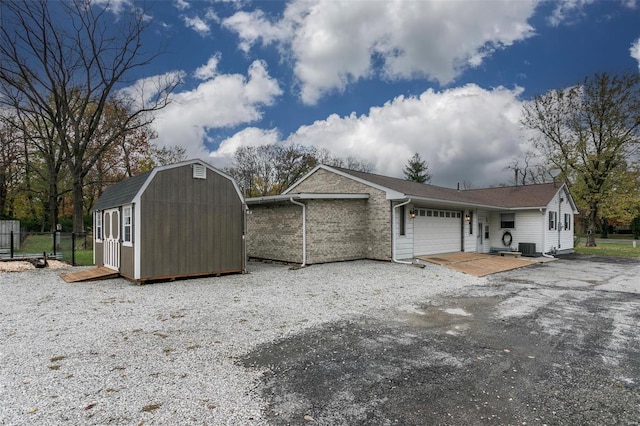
518,242 -> 536,257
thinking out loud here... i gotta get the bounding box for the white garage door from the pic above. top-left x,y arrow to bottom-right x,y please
413,209 -> 462,256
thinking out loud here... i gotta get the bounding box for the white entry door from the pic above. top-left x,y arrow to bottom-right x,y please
103,208 -> 120,271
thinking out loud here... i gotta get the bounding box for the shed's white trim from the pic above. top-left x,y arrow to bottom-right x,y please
134,202 -> 142,280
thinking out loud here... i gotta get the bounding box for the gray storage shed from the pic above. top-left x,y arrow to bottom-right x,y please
91,159 -> 246,282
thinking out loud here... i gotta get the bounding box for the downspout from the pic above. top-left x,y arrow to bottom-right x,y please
290,198 -> 306,267
392,199 -> 413,264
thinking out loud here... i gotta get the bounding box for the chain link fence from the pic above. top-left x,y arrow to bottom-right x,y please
0,232 -> 93,266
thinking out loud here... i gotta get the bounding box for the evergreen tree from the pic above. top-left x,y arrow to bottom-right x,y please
403,153 -> 431,183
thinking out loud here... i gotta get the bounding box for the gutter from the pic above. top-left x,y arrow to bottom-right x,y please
392,199 -> 413,265
290,198 -> 306,267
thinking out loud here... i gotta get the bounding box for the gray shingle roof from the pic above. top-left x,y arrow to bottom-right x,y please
91,171 -> 151,211
332,167 -> 564,209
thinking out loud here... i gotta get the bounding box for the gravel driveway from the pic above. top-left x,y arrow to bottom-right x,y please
1,256 -> 639,425
0,260 -> 479,425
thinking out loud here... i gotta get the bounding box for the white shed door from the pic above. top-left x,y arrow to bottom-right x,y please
413,209 -> 462,256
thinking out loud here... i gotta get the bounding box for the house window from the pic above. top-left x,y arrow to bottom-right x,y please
549,211 -> 557,230
500,213 -> 515,229
95,212 -> 102,241
123,206 -> 132,243
399,205 -> 406,236
564,213 -> 571,231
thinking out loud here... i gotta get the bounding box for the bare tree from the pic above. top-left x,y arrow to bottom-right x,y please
0,0 -> 180,232
227,144 -> 372,196
521,72 -> 640,247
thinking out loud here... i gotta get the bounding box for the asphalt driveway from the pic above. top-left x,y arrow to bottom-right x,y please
242,255 -> 640,425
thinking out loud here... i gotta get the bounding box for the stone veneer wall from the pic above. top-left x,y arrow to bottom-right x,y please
247,203 -> 303,263
288,168 -> 392,261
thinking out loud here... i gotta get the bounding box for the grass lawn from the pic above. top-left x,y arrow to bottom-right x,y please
18,233 -> 94,266
574,240 -> 640,258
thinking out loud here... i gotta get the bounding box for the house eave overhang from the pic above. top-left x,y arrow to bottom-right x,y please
246,193 -> 370,205
393,195 -> 499,210
393,195 -> 555,211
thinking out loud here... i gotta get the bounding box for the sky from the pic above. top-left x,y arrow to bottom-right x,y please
108,0 -> 640,187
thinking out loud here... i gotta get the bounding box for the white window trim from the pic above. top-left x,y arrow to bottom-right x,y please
95,211 -> 103,242
122,205 -> 133,247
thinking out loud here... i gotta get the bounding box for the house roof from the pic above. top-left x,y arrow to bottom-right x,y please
91,171 -> 151,211
329,166 -> 570,210
246,192 -> 369,205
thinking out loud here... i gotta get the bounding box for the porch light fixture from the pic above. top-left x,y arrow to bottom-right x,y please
465,212 -> 471,222
409,209 -> 417,219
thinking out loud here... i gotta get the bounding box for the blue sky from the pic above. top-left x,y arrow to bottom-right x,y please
107,0 -> 640,187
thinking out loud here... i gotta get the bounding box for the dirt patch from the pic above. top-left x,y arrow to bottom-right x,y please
0,260 -> 69,272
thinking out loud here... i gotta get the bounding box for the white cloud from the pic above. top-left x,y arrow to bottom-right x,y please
547,0 -> 594,26
211,84 -> 527,187
183,15 -> 211,36
631,38 -> 640,70
173,0 -> 190,11
194,54 -> 221,80
209,127 -> 280,166
152,59 -> 282,158
223,0 -> 537,105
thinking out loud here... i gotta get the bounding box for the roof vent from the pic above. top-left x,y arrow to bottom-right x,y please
193,164 -> 206,179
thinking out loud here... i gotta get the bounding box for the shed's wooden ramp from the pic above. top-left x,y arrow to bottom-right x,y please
60,266 -> 119,283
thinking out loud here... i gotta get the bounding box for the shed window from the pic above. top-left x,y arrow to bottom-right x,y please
123,206 -> 132,243
95,212 -> 102,241
564,213 -> 571,231
500,213 -> 515,229
549,211 -> 557,230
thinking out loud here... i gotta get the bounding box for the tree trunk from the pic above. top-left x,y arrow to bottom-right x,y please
47,180 -> 58,232
586,209 -> 597,247
600,217 -> 609,239
72,178 -> 84,233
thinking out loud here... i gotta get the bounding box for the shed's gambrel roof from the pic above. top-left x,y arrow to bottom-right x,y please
329,166 -> 571,210
91,171 -> 151,211
91,159 -> 244,212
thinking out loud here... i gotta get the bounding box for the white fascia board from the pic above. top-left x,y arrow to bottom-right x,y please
282,165 -> 323,195
246,193 -> 370,204
315,165 -> 406,199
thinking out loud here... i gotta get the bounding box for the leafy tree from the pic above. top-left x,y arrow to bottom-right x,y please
0,0 -> 179,232
521,72 -> 640,247
0,114 -> 22,218
403,153 -> 431,183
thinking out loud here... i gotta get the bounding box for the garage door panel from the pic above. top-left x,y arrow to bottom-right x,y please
413,209 -> 462,256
